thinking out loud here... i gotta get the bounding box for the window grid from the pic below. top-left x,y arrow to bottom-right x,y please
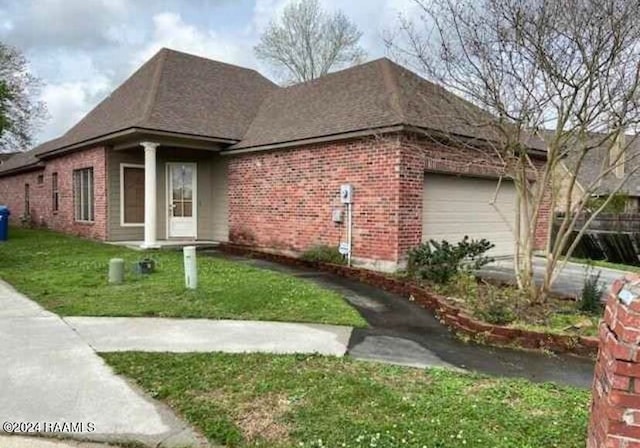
73,168 -> 94,222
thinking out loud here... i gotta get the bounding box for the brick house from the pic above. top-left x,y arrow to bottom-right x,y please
0,48 -> 548,272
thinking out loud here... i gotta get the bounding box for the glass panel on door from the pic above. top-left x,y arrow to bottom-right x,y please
168,162 -> 196,238
171,165 -> 193,218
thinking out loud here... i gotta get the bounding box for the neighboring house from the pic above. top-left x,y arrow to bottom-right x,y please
554,133 -> 640,213
0,48 -> 549,271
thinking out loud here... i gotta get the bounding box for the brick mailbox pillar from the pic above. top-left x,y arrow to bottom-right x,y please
588,274 -> 640,448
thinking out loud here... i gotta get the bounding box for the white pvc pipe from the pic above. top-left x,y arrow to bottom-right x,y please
183,246 -> 198,289
347,203 -> 352,266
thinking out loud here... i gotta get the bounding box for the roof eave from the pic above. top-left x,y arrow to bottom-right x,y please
403,125 -> 549,160
222,125 -> 408,155
39,127 -> 239,159
224,123 -> 547,159
0,161 -> 45,178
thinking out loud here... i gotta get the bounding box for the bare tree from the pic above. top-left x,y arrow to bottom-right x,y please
387,0 -> 640,302
254,0 -> 366,84
0,42 -> 46,152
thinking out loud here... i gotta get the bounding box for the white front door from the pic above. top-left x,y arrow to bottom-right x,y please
167,163 -> 197,238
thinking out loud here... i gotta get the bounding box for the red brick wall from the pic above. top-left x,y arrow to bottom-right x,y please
588,276 -> 640,448
0,146 -> 108,240
227,133 -> 548,269
228,138 -> 403,267
535,188 -> 552,251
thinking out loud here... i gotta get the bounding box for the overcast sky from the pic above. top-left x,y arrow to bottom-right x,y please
0,0 -> 418,145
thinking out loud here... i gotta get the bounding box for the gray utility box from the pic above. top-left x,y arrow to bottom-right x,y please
134,259 -> 155,275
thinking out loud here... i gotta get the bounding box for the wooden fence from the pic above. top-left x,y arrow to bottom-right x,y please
553,213 -> 640,265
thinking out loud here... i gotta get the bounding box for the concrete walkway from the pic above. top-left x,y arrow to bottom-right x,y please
0,281 -> 207,448
64,317 -> 351,355
205,251 -> 597,388
480,257 -> 625,298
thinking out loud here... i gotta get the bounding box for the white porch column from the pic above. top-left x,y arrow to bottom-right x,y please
141,141 -> 160,249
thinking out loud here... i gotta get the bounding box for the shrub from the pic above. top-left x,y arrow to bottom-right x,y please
471,283 -> 520,325
442,272 -> 478,301
579,267 -> 605,314
441,273 -> 520,325
301,245 -> 346,265
407,236 -> 495,284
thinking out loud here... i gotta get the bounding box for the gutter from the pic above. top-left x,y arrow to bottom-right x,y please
221,125 -> 406,155
38,127 -> 239,159
0,162 -> 45,178
222,124 -> 548,160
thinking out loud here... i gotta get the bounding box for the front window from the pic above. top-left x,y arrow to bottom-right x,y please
73,168 -> 94,222
24,183 -> 29,215
121,164 -> 145,226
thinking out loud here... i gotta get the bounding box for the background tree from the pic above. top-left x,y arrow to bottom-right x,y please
0,42 -> 46,152
255,0 -> 366,84
387,0 -> 640,302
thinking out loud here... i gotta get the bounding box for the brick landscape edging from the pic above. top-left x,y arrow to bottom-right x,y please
218,244 -> 599,357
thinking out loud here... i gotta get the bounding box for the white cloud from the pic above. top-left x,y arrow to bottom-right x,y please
250,0 -> 289,33
37,61 -> 112,142
6,0 -> 421,144
135,12 -> 254,68
3,0 -> 130,49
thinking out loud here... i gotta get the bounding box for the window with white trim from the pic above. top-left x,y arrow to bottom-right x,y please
73,168 -> 94,222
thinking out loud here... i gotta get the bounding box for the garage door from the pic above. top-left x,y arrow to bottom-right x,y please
422,174 -> 518,257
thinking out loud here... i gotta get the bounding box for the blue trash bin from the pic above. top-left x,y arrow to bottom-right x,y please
0,206 -> 10,241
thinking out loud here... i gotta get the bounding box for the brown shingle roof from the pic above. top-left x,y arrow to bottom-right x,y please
0,137 -> 65,175
0,152 -> 18,163
45,48 -> 277,153
1,52 -> 542,176
231,58 -> 502,150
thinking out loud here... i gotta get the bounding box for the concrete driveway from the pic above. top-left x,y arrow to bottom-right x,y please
479,257 -> 625,298
0,281 -> 206,448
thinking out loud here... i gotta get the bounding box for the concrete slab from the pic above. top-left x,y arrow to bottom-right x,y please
480,257 -> 623,298
106,240 -> 219,251
0,281 -> 206,448
64,317 -> 352,356
348,334 -> 458,370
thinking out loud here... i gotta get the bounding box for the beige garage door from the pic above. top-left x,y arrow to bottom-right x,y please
422,174 -> 518,257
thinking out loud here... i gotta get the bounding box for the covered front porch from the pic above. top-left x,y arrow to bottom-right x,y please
106,136 -> 229,247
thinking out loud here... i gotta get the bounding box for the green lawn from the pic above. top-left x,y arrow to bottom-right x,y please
104,352 -> 590,448
0,229 -> 366,326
